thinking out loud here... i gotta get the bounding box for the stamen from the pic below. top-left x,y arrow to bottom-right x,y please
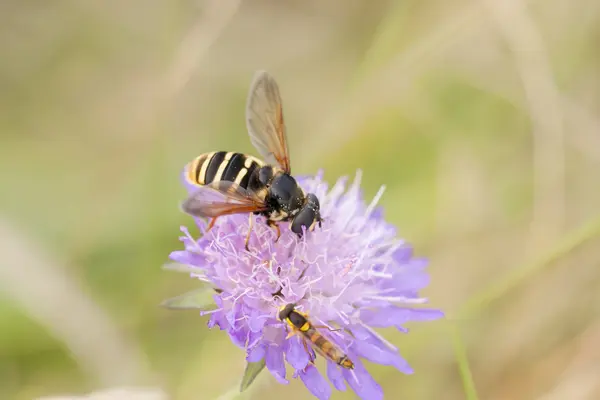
365,185 -> 386,218
336,310 -> 351,325
200,308 -> 222,316
359,322 -> 398,351
330,271 -> 362,303
229,288 -> 252,309
367,271 -> 393,279
304,276 -> 323,287
351,169 -> 363,191
226,239 -> 240,259
225,267 -> 241,285
193,274 -> 212,283
365,295 -> 428,304
234,315 -> 250,323
323,176 -> 348,207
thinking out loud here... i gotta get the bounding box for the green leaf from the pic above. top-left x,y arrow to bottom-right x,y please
160,287 -> 217,310
239,359 -> 266,392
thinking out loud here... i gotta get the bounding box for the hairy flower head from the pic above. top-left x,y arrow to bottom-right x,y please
169,170 -> 443,400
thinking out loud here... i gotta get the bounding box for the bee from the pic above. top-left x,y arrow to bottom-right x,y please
182,70 -> 322,250
278,303 -> 354,369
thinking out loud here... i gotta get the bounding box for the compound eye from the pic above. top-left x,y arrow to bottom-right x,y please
306,193 -> 320,210
291,206 -> 316,235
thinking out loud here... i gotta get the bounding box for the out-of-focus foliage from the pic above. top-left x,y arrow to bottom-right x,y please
1,0 -> 599,399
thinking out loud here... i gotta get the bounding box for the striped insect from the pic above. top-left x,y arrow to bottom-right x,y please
182,70 -> 322,251
278,303 -> 354,369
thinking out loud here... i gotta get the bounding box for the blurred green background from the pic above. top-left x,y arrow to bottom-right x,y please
1,0 -> 600,399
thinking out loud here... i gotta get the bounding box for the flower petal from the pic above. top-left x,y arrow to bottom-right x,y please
381,269 -> 431,295
228,326 -> 249,349
207,308 -> 227,330
247,329 -> 263,349
326,360 -> 346,391
360,307 -> 444,330
342,357 -> 383,400
351,339 -> 413,374
392,245 -> 413,263
248,309 -> 268,333
247,343 -> 266,362
299,364 -> 332,400
226,302 -> 242,328
265,345 -> 288,384
169,250 -> 206,268
285,336 -> 310,371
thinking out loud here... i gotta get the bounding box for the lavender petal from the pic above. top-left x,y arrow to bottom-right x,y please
361,307 -> 445,329
299,365 -> 332,400
284,336 -> 309,371
326,360 -> 346,391
351,339 -> 413,374
228,326 -> 249,349
265,345 -> 288,384
168,250 -> 206,268
247,343 -> 266,362
247,329 -> 263,349
248,309 -> 268,333
342,357 -> 383,400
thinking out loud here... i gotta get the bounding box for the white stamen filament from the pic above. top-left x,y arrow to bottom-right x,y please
227,287 -> 252,308
194,275 -> 212,283
225,267 -> 241,285
304,276 -> 323,287
368,271 -> 393,279
200,308 -> 222,316
331,270 -> 363,303
365,295 -> 428,304
352,170 -> 363,190
336,310 -> 351,325
364,185 -> 386,218
323,177 -> 348,208
359,322 -> 398,351
234,315 -> 250,323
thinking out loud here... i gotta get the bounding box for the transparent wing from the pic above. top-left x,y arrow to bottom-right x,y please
245,70 -> 291,173
181,181 -> 267,219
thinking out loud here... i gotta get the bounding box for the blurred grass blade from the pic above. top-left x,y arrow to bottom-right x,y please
460,213 -> 600,317
162,261 -> 195,273
160,287 -> 216,310
450,323 -> 479,400
239,359 -> 266,392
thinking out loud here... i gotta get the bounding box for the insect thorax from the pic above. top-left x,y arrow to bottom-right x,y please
288,310 -> 309,329
265,172 -> 306,217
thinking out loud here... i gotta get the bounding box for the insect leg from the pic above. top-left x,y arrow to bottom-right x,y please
207,217 -> 218,231
312,325 -> 342,332
301,336 -> 316,364
267,220 -> 281,242
244,213 -> 254,252
285,327 -> 297,339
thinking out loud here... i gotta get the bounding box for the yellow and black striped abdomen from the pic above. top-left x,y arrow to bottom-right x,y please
303,326 -> 354,369
186,151 -> 265,190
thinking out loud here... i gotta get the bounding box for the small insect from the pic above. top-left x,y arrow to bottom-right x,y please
278,303 -> 354,369
182,70 -> 322,250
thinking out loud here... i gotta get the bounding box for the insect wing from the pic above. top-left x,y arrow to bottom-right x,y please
245,70 -> 291,173
181,181 -> 267,218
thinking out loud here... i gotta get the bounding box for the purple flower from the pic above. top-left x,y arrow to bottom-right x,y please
169,169 -> 443,400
